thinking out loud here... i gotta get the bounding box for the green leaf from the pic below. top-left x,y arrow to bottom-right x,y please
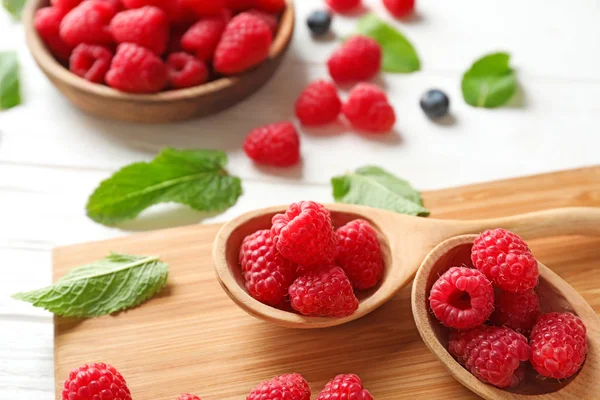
2,0 -> 26,20
13,253 -> 168,317
355,13 -> 420,73
461,52 -> 517,108
86,148 -> 243,226
331,166 -> 429,217
0,51 -> 21,110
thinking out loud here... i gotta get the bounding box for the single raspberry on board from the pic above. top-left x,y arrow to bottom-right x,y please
59,1 -> 116,47
471,228 -> 539,292
342,83 -> 396,133
213,12 -> 273,74
181,15 -> 229,61
327,36 -> 381,83
271,201 -> 337,266
69,44 -> 112,83
289,265 -> 358,317
180,0 -> 224,16
429,266 -> 494,330
61,362 -> 132,400
255,0 -> 286,13
110,6 -> 169,55
449,326 -> 530,388
247,373 -> 311,400
335,219 -> 383,290
177,394 -> 201,400
34,7 -> 73,62
167,52 -> 209,89
246,9 -> 279,34
325,0 -> 361,13
51,0 -> 82,11
316,374 -> 373,400
243,121 -> 300,167
106,43 -> 168,93
383,0 -> 415,18
295,80 -> 341,126
530,312 -> 588,379
490,289 -> 540,333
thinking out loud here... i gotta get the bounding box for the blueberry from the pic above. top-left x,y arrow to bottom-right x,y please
420,89 -> 450,119
307,10 -> 332,37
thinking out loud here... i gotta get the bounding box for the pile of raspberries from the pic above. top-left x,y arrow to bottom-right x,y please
239,201 -> 384,317
34,0 -> 286,93
429,228 -> 588,389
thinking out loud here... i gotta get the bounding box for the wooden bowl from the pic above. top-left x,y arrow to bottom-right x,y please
23,0 -> 295,123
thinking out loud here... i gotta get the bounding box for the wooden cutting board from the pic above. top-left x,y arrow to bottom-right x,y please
53,167 -> 600,400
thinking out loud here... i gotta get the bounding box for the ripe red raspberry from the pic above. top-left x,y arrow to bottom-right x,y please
106,43 -> 168,93
243,121 -> 300,167
51,0 -> 82,11
335,219 -> 383,290
471,228 -> 539,292
289,265 -> 358,317
325,0 -> 361,13
177,394 -> 201,400
181,15 -> 228,61
34,7 -> 73,62
271,201 -> 337,266
61,362 -> 132,400
180,0 -> 224,16
530,312 -> 588,379
59,1 -> 115,47
490,289 -> 540,334
449,326 -> 530,388
239,229 -> 297,306
246,9 -> 279,35
255,0 -> 286,13
429,266 -> 494,330
247,373 -> 310,400
110,6 -> 169,55
213,12 -> 273,75
327,36 -> 381,83
316,374 -> 373,400
69,44 -> 112,83
342,83 -> 396,133
383,0 -> 415,18
295,80 -> 341,126
166,52 -> 209,89
121,0 -> 176,17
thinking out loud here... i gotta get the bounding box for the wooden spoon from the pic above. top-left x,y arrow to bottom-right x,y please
213,204 -> 600,329
411,235 -> 600,399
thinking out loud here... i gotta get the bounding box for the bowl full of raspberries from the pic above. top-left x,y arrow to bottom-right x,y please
24,0 -> 294,123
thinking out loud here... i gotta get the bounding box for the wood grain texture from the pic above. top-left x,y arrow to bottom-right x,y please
53,167 -> 600,400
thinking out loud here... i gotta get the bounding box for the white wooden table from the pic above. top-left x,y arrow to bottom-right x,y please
1,0 -> 599,397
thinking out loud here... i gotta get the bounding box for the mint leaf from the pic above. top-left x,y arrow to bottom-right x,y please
0,51 -> 21,110
13,253 -> 168,317
332,166 -> 429,216
461,52 -> 516,108
86,148 -> 242,226
355,13 -> 420,73
2,0 -> 26,19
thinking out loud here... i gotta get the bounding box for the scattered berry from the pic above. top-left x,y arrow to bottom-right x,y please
110,6 -> 170,55
327,36 -> 381,83
325,0 -> 361,13
213,12 -> 273,74
177,395 -> 201,400
61,362 -> 132,400
289,265 -> 359,317
246,9 -> 279,35
429,266 -> 494,330
181,15 -> 228,61
295,79 -> 341,126
51,0 -> 82,11
180,0 -> 224,16
243,121 -> 300,167
490,289 -> 540,333
247,373 -> 311,400
306,10 -> 332,37
383,0 -> 415,18
316,374 -> 373,400
420,89 -> 450,119
167,52 -> 209,89
106,43 -> 168,93
471,228 -> 539,293
342,83 -> 396,133
449,326 -> 530,388
34,7 -> 73,62
255,0 -> 286,14
69,44 -> 112,83
271,201 -> 337,266
59,1 -> 116,47
336,219 -> 383,290
530,312 -> 588,379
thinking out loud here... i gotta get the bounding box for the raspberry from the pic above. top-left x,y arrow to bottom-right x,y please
295,80 -> 341,126
327,36 -> 381,83
342,83 -> 396,133
335,219 -> 383,290
180,0 -> 224,16
255,0 -> 286,13
429,266 -> 494,330
181,15 -> 228,61
121,0 -> 176,17
471,228 -> 539,292
69,44 -> 112,83
59,1 -> 115,47
94,0 -> 124,12
243,121 -> 300,167
106,43 -> 168,93
289,265 -> 358,317
246,9 -> 279,35
213,12 -> 273,75
247,373 -> 310,400
490,289 -> 540,333
271,201 -> 337,266
316,374 -> 373,400
51,0 -> 82,11
383,0 -> 415,18
177,394 -> 201,400
239,229 -> 297,306
34,7 -> 73,62
110,6 -> 169,55
61,362 -> 132,400
449,326 -> 530,388
530,312 -> 588,379
166,52 -> 209,89
325,0 -> 361,13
